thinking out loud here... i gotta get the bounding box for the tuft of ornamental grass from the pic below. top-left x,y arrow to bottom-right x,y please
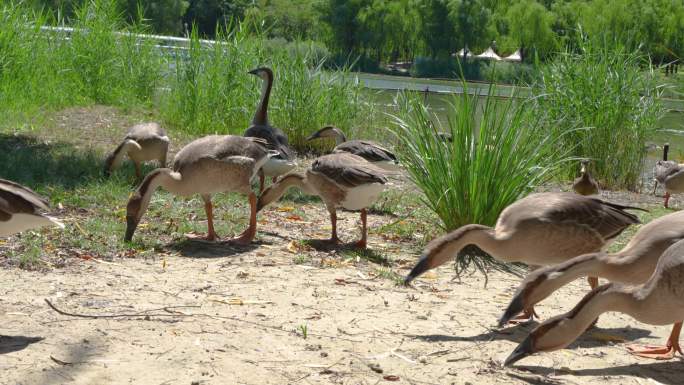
536,38 -> 664,190
391,85 -> 567,276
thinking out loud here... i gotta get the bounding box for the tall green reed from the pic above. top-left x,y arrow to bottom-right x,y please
536,38 -> 664,190
391,85 -> 567,275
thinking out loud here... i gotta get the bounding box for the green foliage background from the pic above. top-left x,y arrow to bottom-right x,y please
28,0 -> 684,70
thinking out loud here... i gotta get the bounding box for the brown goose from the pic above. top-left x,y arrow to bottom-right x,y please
306,126 -> 400,171
1,178 -> 63,236
500,210 -> 684,327
653,144 -> 684,208
243,67 -> 296,191
124,135 -> 274,244
505,238 -> 684,365
405,192 -> 643,324
572,160 -> 599,195
104,122 -> 169,179
257,153 -> 387,249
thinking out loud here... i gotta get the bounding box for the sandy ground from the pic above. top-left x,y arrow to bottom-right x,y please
2,106 -> 684,384
2,210 -> 684,385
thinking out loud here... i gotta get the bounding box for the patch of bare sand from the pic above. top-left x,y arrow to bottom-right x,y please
3,218 -> 684,384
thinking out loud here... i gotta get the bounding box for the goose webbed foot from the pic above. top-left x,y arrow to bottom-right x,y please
626,344 -> 679,360
626,322 -> 682,360
353,239 -> 367,249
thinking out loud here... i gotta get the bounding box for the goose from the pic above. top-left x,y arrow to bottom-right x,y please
653,143 -> 676,195
504,238 -> 684,365
243,67 -> 296,192
306,126 -> 400,172
572,160 -> 598,196
653,144 -> 684,208
1,178 -> 64,236
104,122 -> 169,179
257,153 -> 387,249
124,135 -> 275,244
404,192 -> 643,324
499,210 -> 684,327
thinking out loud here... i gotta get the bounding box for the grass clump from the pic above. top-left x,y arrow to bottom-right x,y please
391,85 -> 564,275
536,38 -> 664,190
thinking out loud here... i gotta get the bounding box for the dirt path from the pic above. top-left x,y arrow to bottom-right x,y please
2,225 -> 684,385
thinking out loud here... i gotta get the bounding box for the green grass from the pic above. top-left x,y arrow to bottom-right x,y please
390,83 -> 567,275
0,0 -> 375,154
536,38 -> 664,190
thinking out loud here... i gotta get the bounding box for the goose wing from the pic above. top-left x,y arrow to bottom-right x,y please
333,140 -> 397,163
312,153 -> 387,188
126,122 -> 168,141
244,125 -> 293,160
500,192 -> 642,242
0,179 -> 50,216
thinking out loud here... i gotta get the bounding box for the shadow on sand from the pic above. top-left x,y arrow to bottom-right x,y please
0,335 -> 44,354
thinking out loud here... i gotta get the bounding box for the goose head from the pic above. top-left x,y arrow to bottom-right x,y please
306,126 -> 346,142
504,316 -> 572,366
248,67 -> 273,81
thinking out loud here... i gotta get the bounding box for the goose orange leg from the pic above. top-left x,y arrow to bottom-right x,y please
354,208 -> 368,249
664,192 -> 671,208
328,208 -> 340,244
227,192 -> 257,245
186,194 -> 219,241
627,322 -> 683,359
258,170 -> 266,194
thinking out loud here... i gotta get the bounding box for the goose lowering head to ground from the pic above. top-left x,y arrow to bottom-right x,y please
404,192 -> 643,324
124,135 -> 274,244
257,153 -> 387,249
243,67 -> 296,191
572,159 -> 599,196
306,126 -> 400,172
499,209 -> 684,327
505,238 -> 684,366
104,122 -> 169,180
0,178 -> 64,236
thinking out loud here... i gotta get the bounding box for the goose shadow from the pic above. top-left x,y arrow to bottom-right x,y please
410,325 -> 652,348
303,239 -> 393,265
0,335 -> 44,354
170,238 -> 260,258
512,361 -> 684,384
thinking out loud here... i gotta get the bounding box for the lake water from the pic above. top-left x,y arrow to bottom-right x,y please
355,73 -> 684,166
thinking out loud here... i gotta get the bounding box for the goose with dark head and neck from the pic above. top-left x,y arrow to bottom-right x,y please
243,67 -> 296,192
306,126 -> 400,172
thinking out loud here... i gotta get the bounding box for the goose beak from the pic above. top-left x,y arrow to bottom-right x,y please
305,132 -> 320,141
248,69 -> 259,75
404,254 -> 432,285
504,335 -> 534,366
499,294 -> 526,327
124,215 -> 139,242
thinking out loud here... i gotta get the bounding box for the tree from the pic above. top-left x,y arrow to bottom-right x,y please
505,0 -> 557,60
417,0 -> 454,58
317,0 -> 370,55
448,0 -> 492,59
